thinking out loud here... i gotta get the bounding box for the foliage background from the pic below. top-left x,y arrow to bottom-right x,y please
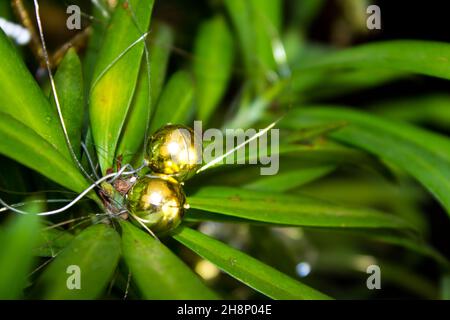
0,0 -> 449,300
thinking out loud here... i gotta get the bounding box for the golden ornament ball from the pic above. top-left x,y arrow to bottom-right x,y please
145,124 -> 201,181
126,175 -> 187,234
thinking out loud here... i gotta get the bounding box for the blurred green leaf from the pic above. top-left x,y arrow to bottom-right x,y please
248,0 -> 282,72
287,69 -> 404,103
52,49 -> 84,158
174,227 -> 331,300
0,30 -> 69,157
225,77 -> 285,129
150,71 -> 194,132
0,1 -> 12,19
185,212 -> 446,268
315,251 -> 438,299
223,0 -> 254,75
287,40 -> 450,103
290,107 -> 450,216
224,0 -> 282,86
188,186 -> 413,230
244,165 -> 336,192
90,0 -> 154,173
117,22 -> 174,165
83,0 -> 111,89
199,140 -> 393,180
0,202 -> 41,299
294,41 -> 450,80
292,0 -> 325,30
33,228 -> 75,258
115,59 -> 151,165
0,112 -> 89,193
441,275 -> 450,300
149,23 -> 174,104
194,16 -> 234,123
366,233 -> 450,269
370,94 -> 450,130
299,177 -> 428,232
33,224 -> 121,299
120,221 -> 218,299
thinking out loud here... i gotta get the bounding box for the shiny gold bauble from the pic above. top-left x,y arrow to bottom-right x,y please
145,124 -> 201,181
126,175 -> 187,234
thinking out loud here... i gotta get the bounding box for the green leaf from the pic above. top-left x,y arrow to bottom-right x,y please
223,0 -> 254,75
0,30 -> 69,157
441,275 -> 450,300
294,40 -> 450,80
290,107 -> 450,216
83,0 -> 111,89
33,224 -> 121,299
226,80 -> 285,128
316,251 -> 438,299
149,71 -> 194,132
298,177 -> 428,232
244,165 -> 336,192
198,139 -> 391,179
288,40 -> 450,103
288,68 -> 404,103
174,227 -> 331,300
33,228 -> 74,258
116,22 -> 174,165
188,186 -> 413,230
194,16 -> 234,123
90,0 -> 155,173
120,221 -> 218,299
0,202 -> 41,299
293,0 -> 325,30
115,62 -> 151,165
248,0 -> 282,72
184,212 -> 447,268
367,233 -> 450,269
52,49 -> 84,158
224,0 -> 282,86
148,22 -> 174,105
0,112 -> 89,193
370,94 -> 450,129
0,1 -> 13,19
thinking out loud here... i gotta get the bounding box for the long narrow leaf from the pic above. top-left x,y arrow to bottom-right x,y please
174,227 -> 331,300
294,40 -> 450,80
244,165 -> 336,192
52,49 -> 84,158
120,221 -> 218,299
33,224 -> 121,299
116,22 -> 174,165
289,107 -> 450,215
0,30 -> 68,156
188,186 -> 413,230
0,202 -> 41,299
224,0 -> 282,86
194,16 -> 234,123
90,0 -> 154,173
0,112 -> 89,193
150,71 -> 194,132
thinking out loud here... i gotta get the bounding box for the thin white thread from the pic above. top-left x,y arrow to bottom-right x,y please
33,0 -> 93,182
90,31 -> 150,93
196,120 -> 279,174
0,167 -> 142,216
127,1 -> 152,159
81,142 -> 100,180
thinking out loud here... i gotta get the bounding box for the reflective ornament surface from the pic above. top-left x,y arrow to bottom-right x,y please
145,124 -> 201,181
126,175 -> 186,234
